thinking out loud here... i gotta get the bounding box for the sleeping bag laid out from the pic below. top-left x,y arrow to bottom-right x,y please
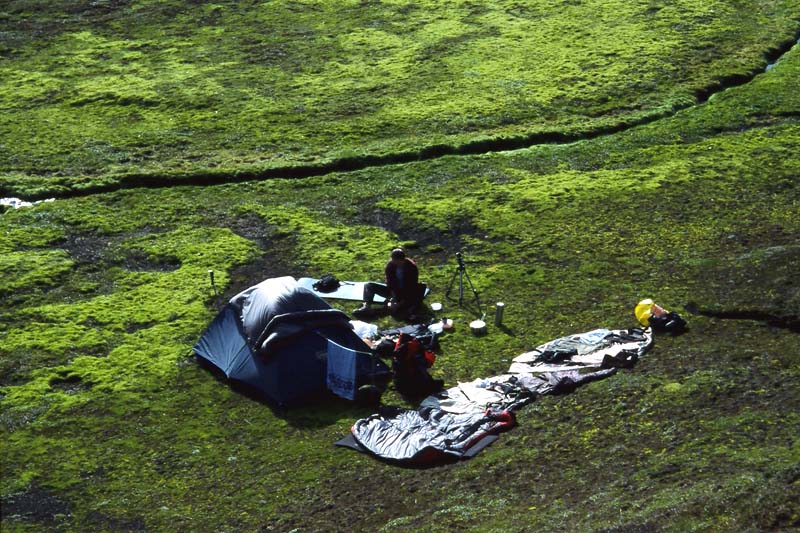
194,276 -> 389,407
343,406 -> 516,467
337,328 -> 652,465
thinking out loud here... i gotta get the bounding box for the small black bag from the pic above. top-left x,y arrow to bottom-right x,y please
649,311 -> 687,334
312,274 -> 341,293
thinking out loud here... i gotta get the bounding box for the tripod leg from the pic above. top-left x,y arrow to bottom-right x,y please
462,268 -> 483,315
445,265 -> 459,299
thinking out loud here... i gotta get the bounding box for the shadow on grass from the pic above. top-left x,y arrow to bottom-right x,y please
194,356 -> 387,429
685,301 -> 800,333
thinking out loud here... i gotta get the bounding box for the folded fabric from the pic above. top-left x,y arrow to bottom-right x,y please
342,327 -> 653,465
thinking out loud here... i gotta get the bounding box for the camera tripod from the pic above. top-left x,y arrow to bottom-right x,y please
445,252 -> 483,315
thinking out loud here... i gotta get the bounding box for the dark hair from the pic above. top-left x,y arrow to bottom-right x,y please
390,248 -> 406,261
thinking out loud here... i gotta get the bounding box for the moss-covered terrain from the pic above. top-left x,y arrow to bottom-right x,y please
2,0 -> 800,197
2,1 -> 800,531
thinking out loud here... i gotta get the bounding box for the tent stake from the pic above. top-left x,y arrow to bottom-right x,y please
208,269 -> 218,301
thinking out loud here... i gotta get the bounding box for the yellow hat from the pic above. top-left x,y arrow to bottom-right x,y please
634,299 -> 655,326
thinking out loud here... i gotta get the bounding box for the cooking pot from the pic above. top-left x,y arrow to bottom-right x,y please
469,319 -> 487,336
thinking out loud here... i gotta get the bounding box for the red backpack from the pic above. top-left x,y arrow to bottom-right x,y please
391,333 -> 439,397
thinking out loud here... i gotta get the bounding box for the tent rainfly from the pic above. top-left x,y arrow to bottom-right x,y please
194,276 -> 388,407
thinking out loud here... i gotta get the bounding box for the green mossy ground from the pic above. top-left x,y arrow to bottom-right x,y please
2,1 -> 800,532
2,0 -> 800,196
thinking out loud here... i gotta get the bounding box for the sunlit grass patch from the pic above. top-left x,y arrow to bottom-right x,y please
2,0 -> 799,195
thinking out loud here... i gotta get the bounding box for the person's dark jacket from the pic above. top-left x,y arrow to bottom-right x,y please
384,258 -> 420,303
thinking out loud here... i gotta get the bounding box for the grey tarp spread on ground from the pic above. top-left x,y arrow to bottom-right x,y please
341,328 -> 653,465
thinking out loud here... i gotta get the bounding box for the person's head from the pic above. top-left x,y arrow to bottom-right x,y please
390,248 -> 406,263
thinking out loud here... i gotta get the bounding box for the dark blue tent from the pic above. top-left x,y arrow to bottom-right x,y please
194,277 -> 388,406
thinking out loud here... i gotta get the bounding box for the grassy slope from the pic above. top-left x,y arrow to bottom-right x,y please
2,1 -> 800,532
1,0 -> 800,197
